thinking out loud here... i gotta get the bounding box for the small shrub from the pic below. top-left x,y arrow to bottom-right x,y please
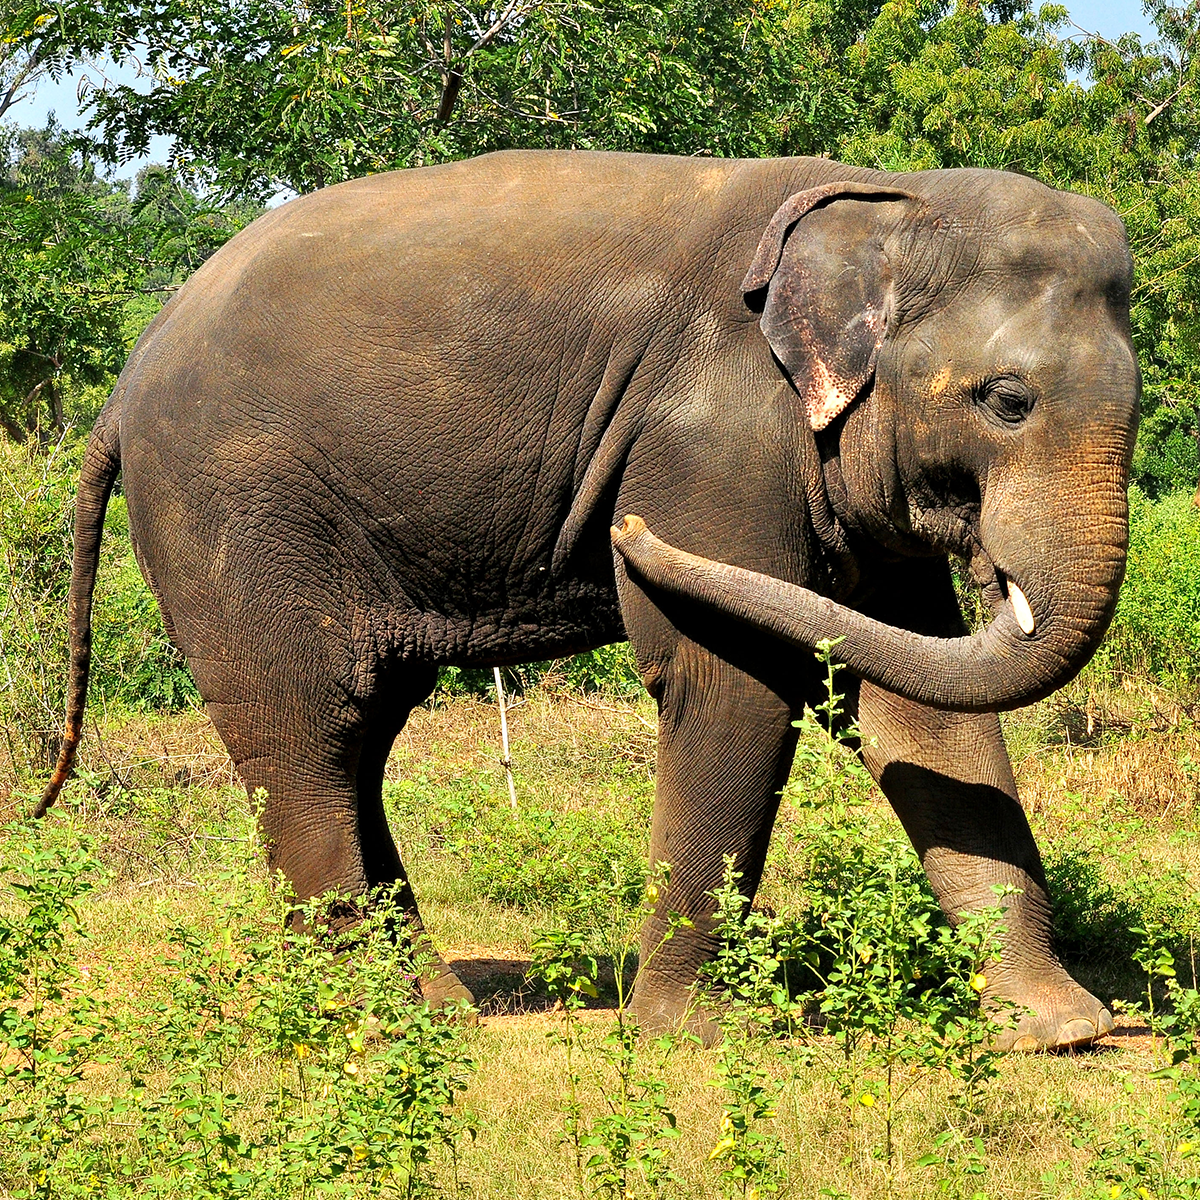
1091,487 -> 1200,688
699,643 -> 1014,1191
1043,842 -> 1146,969
1080,928 -> 1200,1199
0,803 -> 476,1199
434,644 -> 644,702
552,644 -> 644,696
1042,808 -> 1200,987
116,883 -> 475,1199
0,438 -> 78,775
530,864 -> 686,1200
703,862 -> 791,1198
467,806 -> 646,925
0,811 -> 109,1197
389,775 -> 648,930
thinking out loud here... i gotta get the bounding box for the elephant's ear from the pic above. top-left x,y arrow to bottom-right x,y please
743,182 -> 917,432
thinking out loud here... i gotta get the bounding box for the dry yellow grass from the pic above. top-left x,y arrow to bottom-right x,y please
447,1016 -> 1165,1199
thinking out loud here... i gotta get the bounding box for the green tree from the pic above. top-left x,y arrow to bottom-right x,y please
0,122 -> 134,441
0,0 -> 865,198
821,0 -> 1200,494
0,0 -> 69,120
0,120 -> 255,443
1079,1 -> 1200,495
4,0 -> 1199,488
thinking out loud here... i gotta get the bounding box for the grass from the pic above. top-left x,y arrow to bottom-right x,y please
5,682 -> 1200,1197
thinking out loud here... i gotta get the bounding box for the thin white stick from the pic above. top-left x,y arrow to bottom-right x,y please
494,666 -> 517,812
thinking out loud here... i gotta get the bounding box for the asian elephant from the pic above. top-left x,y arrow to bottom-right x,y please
40,150 -> 1138,1051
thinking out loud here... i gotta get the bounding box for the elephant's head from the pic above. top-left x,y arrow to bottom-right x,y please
613,171 -> 1140,712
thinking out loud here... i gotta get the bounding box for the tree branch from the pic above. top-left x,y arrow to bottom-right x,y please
436,2 -> 461,122
435,0 -> 537,124
22,376 -> 51,410
0,408 -> 27,445
1144,89 -> 1182,124
0,45 -> 47,122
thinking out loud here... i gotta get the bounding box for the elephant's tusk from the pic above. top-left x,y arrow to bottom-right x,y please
1009,580 -> 1036,636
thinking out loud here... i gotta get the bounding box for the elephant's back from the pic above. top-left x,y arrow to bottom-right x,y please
119,153 -> 737,425
113,152 -> 776,512
125,151 -> 876,375
116,151 -> 878,425
159,150 -> 740,321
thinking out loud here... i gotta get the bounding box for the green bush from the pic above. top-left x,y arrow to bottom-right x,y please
0,807 -> 476,1199
387,774 -> 647,930
436,644 -> 644,702
1040,802 -> 1200,984
1133,394 -> 1200,499
553,645 -> 644,696
466,805 -> 646,924
0,437 -> 197,778
0,438 -> 79,773
1091,487 -> 1200,687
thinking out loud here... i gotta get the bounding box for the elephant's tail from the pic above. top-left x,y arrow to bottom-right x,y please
35,405 -> 122,819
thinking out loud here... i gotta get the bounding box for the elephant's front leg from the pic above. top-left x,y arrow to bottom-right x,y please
858,682 -> 1114,1050
631,637 -> 801,1044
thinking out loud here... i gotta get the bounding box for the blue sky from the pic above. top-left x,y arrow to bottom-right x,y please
1068,0 -> 1154,38
7,0 -> 1162,180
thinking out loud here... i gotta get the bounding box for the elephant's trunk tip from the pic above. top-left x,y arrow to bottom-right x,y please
611,513 -> 648,545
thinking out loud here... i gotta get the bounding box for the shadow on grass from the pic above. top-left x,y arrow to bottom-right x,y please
445,952 -> 635,1017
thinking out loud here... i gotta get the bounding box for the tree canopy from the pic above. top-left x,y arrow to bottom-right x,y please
0,121 -> 254,443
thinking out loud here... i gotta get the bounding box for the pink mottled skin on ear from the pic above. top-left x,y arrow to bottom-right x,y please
807,359 -> 856,430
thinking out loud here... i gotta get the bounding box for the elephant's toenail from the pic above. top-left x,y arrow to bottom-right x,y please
1054,1018 -> 1100,1048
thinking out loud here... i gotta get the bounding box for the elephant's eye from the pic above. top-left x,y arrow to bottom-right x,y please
972,374 -> 1036,427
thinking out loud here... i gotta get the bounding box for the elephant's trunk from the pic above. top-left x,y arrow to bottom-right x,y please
610,513 -> 1122,713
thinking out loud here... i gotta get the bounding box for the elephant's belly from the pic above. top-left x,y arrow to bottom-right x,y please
378,581 -> 627,668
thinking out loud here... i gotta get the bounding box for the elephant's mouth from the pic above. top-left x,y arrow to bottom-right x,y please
907,491 -> 982,560
907,501 -> 1036,636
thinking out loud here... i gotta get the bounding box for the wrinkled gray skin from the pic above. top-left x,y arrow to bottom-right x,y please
43,151 -> 1139,1051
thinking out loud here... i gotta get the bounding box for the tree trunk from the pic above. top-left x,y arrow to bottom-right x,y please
0,409 -> 28,444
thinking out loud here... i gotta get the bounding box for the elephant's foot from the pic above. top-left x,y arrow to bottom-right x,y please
420,956 -> 477,1021
987,966 -> 1113,1052
628,984 -> 721,1047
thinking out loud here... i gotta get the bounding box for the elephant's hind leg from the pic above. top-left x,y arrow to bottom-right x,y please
354,667 -> 474,1009
198,649 -> 473,1010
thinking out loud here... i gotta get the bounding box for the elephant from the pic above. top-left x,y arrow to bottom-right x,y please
38,149 -> 1138,1051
